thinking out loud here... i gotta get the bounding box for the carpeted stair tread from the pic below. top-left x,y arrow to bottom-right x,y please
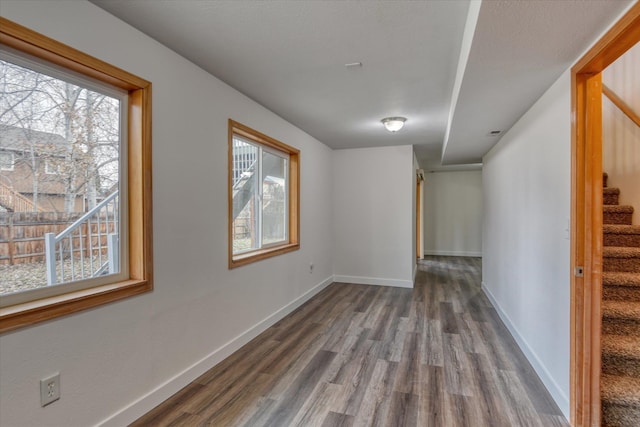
605,205 -> 635,214
602,334 -> 640,378
605,205 -> 634,225
604,247 -> 640,258
604,272 -> 640,288
604,225 -> 640,248
605,225 -> 640,236
603,247 -> 640,273
604,187 -> 621,197
601,374 -> 640,407
604,187 -> 621,205
602,334 -> 640,359
603,300 -> 640,320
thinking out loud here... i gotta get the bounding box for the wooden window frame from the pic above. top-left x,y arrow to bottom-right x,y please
228,119 -> 299,269
0,17 -> 153,333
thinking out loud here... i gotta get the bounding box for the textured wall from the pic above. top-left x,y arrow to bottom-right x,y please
0,2 -> 334,425
423,170 -> 483,257
482,71 -> 571,417
333,145 -> 414,288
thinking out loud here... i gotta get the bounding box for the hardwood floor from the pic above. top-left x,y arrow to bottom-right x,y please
131,256 -> 568,427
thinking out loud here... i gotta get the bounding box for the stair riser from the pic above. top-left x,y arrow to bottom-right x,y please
605,212 -> 633,225
604,257 -> 640,273
603,286 -> 640,302
604,194 -> 620,205
605,234 -> 640,247
602,355 -> 640,378
602,319 -> 640,337
602,403 -> 640,427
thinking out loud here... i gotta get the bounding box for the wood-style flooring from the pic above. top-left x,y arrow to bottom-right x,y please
131,256 -> 569,427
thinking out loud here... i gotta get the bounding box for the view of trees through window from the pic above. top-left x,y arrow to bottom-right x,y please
0,56 -> 122,296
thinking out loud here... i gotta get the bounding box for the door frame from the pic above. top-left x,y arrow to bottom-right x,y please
570,3 -> 640,426
416,172 -> 423,259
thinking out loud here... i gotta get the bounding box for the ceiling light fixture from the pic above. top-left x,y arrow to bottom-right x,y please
381,117 -> 407,132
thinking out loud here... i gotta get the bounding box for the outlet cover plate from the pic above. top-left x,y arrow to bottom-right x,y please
40,373 -> 60,406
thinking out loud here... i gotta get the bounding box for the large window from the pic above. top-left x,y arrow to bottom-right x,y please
0,18 -> 152,332
229,120 -> 299,268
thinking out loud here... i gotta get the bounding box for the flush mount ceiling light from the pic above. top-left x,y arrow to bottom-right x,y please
381,117 -> 407,132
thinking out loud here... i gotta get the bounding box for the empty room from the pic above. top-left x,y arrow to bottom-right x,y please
1,1 -> 639,426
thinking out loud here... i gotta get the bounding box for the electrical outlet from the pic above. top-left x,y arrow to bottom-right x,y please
40,373 -> 60,407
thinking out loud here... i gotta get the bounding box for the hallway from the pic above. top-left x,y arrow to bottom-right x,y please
132,256 -> 567,426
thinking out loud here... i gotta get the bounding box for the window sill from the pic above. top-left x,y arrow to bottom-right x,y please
229,243 -> 300,269
0,279 -> 151,333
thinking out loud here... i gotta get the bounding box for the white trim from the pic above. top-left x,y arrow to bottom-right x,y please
481,282 -> 570,418
98,275 -> 334,427
424,250 -> 482,257
44,159 -> 61,175
0,151 -> 15,171
333,275 -> 414,289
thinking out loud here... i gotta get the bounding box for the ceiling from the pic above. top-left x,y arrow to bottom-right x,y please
90,0 -> 633,168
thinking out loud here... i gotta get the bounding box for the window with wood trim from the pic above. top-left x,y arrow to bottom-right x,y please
229,120 -> 299,268
0,17 -> 152,333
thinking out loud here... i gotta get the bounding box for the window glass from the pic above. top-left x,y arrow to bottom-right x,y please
262,149 -> 287,246
231,137 -> 259,254
228,120 -> 299,268
0,152 -> 14,170
0,55 -> 124,299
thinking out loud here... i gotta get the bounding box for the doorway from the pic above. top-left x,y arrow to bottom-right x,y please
570,3 -> 640,426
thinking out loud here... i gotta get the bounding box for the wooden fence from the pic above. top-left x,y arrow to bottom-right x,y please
0,212 -> 82,265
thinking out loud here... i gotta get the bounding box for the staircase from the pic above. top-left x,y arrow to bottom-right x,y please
0,180 -> 42,212
601,172 -> 640,427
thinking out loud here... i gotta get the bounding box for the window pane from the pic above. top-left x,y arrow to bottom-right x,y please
0,58 -> 121,296
262,150 -> 287,246
0,152 -> 14,170
231,138 -> 258,254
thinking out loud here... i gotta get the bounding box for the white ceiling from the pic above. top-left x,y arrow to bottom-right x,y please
90,0 -> 632,168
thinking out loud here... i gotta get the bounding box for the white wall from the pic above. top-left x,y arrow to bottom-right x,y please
423,170 -> 482,257
603,42 -> 640,224
482,71 -> 571,416
0,2 -> 334,426
333,145 -> 414,288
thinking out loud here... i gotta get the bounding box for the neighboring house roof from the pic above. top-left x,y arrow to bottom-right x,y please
0,124 -> 72,198
0,124 -> 68,157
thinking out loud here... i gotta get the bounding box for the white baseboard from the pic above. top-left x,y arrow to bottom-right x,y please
333,274 -> 413,289
424,250 -> 482,257
481,282 -> 569,419
99,275 -> 334,427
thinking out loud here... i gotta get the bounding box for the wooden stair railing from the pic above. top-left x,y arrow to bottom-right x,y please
603,83 -> 640,128
0,180 -> 42,212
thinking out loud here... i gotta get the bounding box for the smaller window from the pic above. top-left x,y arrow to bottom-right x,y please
0,152 -> 15,171
229,120 -> 299,268
44,159 -> 62,175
